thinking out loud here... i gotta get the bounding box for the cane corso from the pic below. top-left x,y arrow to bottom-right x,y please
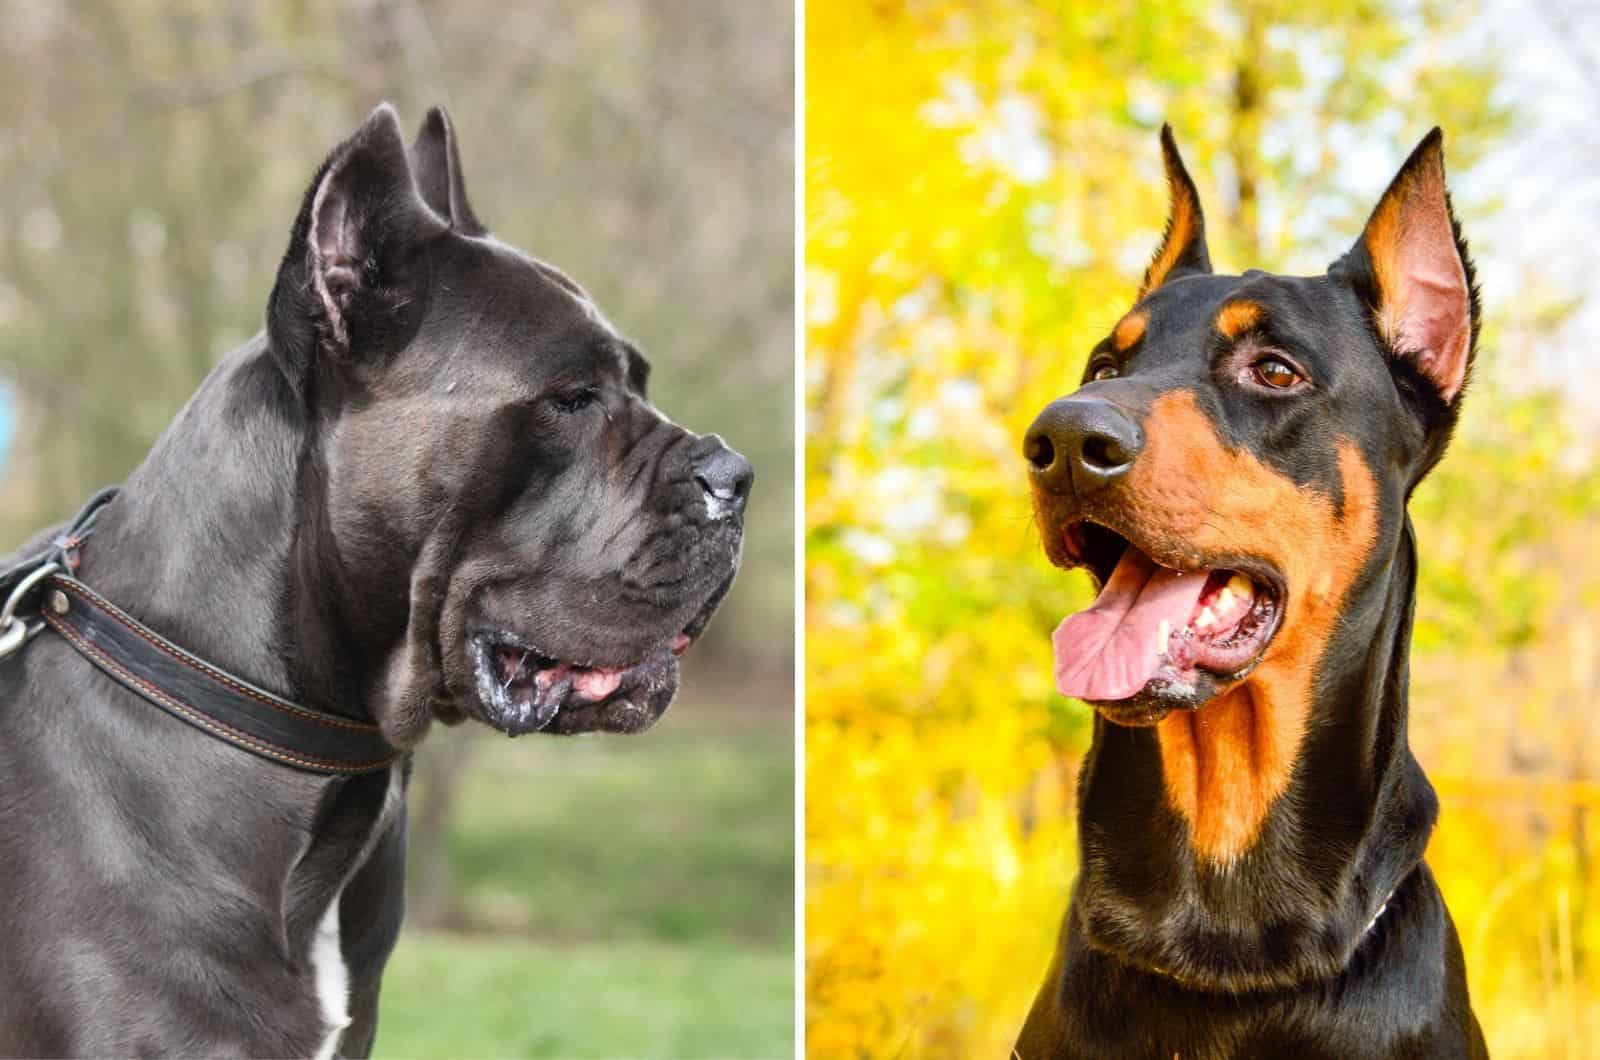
0,103 -> 750,1057
1018,127 -> 1485,1057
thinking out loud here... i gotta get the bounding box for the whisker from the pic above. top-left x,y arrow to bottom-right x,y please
502,649 -> 532,691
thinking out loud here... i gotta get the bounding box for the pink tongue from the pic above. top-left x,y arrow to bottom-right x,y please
1052,548 -> 1209,701
572,667 -> 624,701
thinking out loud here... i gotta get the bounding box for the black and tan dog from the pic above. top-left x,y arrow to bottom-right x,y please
0,104 -> 749,1056
1017,127 -> 1487,1058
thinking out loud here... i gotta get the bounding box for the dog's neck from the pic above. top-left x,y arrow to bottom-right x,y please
1069,520 -> 1437,992
42,334 -> 400,961
75,334 -> 377,724
80,337 -> 305,692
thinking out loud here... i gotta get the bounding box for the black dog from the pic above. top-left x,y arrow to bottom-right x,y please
1017,127 -> 1486,1058
0,104 -> 749,1057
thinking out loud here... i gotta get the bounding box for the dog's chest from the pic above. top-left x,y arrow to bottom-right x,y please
309,762 -> 403,1059
310,894 -> 352,1060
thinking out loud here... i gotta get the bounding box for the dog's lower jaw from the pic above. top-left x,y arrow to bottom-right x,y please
465,636 -> 680,736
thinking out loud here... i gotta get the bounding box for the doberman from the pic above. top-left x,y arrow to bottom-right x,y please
1017,126 -> 1488,1058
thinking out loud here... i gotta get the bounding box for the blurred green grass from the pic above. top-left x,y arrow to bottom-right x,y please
442,714 -> 793,945
375,934 -> 792,1058
375,697 -> 794,1058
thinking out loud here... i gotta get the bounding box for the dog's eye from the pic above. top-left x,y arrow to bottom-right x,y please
1250,356 -> 1303,390
1089,362 -> 1119,382
551,387 -> 600,414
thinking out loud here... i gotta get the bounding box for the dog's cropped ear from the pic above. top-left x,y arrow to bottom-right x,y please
1339,128 -> 1479,408
268,103 -> 446,392
1137,124 -> 1212,300
411,105 -> 487,237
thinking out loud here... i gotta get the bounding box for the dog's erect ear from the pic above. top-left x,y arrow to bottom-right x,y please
411,105 -> 487,237
1341,128 -> 1478,406
1138,124 -> 1212,299
268,103 -> 446,392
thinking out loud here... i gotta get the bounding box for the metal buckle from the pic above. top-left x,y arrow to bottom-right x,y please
0,562 -> 60,659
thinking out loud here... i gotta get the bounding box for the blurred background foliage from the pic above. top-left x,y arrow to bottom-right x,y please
0,1 -> 793,1056
806,1 -> 1600,1056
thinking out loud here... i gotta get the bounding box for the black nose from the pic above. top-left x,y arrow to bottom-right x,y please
693,442 -> 753,519
1024,397 -> 1144,496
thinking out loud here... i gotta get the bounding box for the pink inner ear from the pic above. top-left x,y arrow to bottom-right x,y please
1381,195 -> 1471,403
308,162 -> 362,344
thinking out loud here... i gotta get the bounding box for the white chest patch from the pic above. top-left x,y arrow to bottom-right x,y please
310,763 -> 401,1060
310,896 -> 351,1060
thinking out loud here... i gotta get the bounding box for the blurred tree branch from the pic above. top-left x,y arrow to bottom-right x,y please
136,50 -> 354,110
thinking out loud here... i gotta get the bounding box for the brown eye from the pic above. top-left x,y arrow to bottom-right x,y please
1090,363 -> 1118,382
1251,356 -> 1302,390
552,387 -> 601,413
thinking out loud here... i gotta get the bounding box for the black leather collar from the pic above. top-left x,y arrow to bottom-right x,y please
0,488 -> 397,776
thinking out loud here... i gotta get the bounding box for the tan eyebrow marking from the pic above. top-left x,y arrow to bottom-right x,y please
1112,310 -> 1148,352
1215,300 -> 1265,340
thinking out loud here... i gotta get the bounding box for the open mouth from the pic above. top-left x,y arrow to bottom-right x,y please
460,565 -> 737,737
468,629 -> 692,736
1051,520 -> 1284,720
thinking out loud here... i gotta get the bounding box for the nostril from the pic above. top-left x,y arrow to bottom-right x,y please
1025,433 -> 1056,471
693,449 -> 754,510
1080,433 -> 1129,471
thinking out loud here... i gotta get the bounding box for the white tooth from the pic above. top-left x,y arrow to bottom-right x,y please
1196,607 -> 1217,630
1156,619 -> 1170,656
1215,587 -> 1235,611
1227,574 -> 1253,598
